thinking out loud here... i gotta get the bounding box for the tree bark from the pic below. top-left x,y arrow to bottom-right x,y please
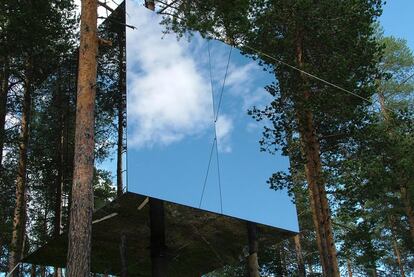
0,56 -> 9,169
66,0 -> 98,275
400,184 -> 414,242
378,92 -> 390,121
116,21 -> 125,197
149,198 -> 167,277
54,68 -> 65,238
54,70 -> 65,277
294,30 -> 339,277
246,222 -> 260,277
0,56 -> 8,264
8,57 -> 32,276
346,256 -> 353,277
145,0 -> 155,11
392,234 -> 405,277
389,216 -> 406,277
30,264 -> 36,277
294,234 -> 306,277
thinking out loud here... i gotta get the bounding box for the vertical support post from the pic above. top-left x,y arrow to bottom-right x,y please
246,221 -> 260,277
149,198 -> 167,277
120,233 -> 128,277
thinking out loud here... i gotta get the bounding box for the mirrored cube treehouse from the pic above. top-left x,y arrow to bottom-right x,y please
23,1 -> 299,275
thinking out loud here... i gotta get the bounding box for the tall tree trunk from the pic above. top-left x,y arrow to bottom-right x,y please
378,92 -> 390,121
116,21 -> 125,197
31,264 -> 36,277
294,234 -> 306,277
0,56 -> 9,168
400,184 -> 414,242
294,30 -> 339,277
8,57 -> 32,275
392,234 -> 405,277
66,0 -> 98,275
54,68 -> 65,238
0,56 -> 8,265
389,216 -> 406,277
54,71 -> 65,277
346,256 -> 353,277
149,198 -> 167,277
246,222 -> 260,277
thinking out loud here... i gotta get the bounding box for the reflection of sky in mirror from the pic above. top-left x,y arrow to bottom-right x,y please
126,0 -> 298,231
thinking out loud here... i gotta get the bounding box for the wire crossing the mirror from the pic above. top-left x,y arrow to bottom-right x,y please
199,40 -> 233,214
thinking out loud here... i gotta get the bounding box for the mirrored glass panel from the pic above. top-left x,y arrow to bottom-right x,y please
126,0 -> 298,232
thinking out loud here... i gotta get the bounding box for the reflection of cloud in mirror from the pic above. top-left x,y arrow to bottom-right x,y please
227,64 -> 270,110
126,1 -> 270,151
127,3 -> 213,148
215,115 -> 233,153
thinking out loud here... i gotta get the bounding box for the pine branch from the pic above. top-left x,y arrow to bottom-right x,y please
97,1 -> 115,13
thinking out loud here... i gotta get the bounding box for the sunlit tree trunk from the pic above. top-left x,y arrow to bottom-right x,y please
54,69 -> 65,277
346,256 -> 353,277
294,30 -> 339,277
0,56 -> 9,169
400,184 -> 414,242
389,216 -> 406,277
66,0 -> 98,275
392,235 -> 405,277
294,234 -> 306,277
0,56 -> 8,262
8,56 -> 33,276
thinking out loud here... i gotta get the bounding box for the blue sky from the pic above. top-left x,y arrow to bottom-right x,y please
100,0 -> 414,233
380,1 -> 414,50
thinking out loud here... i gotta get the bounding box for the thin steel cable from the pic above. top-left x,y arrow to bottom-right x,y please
214,136 -> 223,213
199,138 -> 217,208
199,40 -> 217,209
212,45 -> 233,213
208,40 -> 216,116
199,42 -> 232,212
241,44 -> 396,114
209,41 -> 224,213
215,46 -> 233,122
394,71 -> 414,92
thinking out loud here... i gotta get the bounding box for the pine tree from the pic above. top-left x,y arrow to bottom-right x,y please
66,0 -> 99,275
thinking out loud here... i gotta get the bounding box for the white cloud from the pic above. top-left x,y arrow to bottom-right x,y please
215,115 -> 233,153
127,2 -> 213,148
227,62 -> 270,110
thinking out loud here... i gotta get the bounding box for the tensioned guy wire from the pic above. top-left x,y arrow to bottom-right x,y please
199,40 -> 217,210
241,44 -> 398,114
198,41 -> 232,213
